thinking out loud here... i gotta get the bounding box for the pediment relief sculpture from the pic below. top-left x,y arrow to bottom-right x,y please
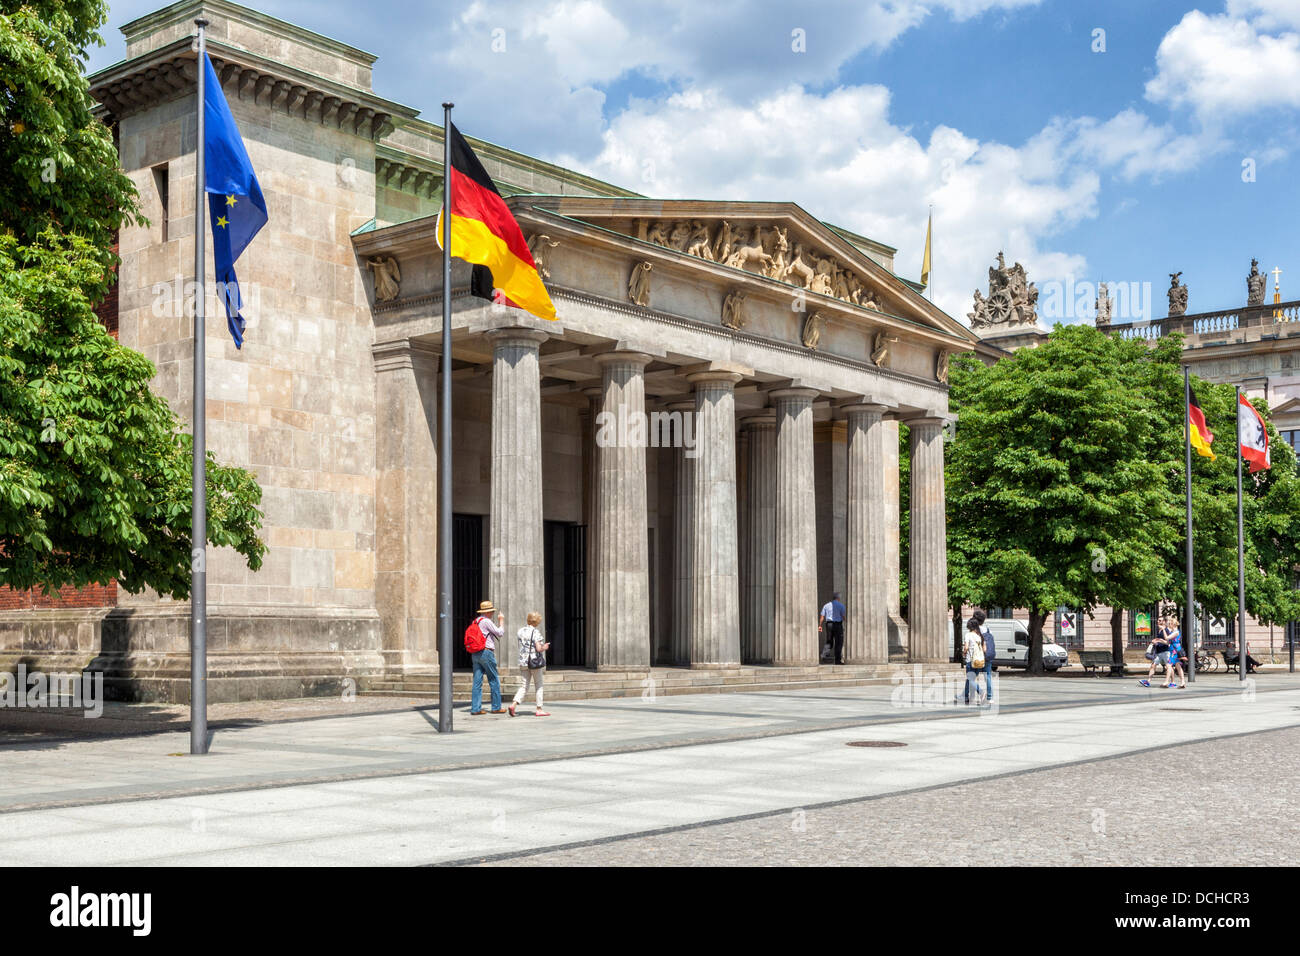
721,290 -> 747,331
640,217 -> 888,314
366,256 -> 401,302
628,260 -> 653,307
801,310 -> 827,350
871,331 -> 898,368
527,234 -> 560,280
936,350 -> 950,384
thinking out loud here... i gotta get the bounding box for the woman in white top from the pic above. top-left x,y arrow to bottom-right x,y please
963,618 -> 988,705
509,611 -> 551,717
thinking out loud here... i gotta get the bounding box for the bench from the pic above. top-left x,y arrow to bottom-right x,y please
1221,650 -> 1240,674
1077,650 -> 1123,677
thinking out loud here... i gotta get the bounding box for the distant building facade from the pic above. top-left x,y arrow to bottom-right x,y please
969,256 -> 1300,661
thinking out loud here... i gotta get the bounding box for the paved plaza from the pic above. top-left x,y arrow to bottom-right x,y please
1,674 -> 1297,865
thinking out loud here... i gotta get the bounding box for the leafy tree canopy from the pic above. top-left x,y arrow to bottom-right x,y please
0,1 -> 266,597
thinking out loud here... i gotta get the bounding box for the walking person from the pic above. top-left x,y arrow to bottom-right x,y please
467,600 -> 506,715
819,592 -> 846,665
972,608 -> 995,703
963,618 -> 989,705
1139,619 -> 1171,687
509,611 -> 551,717
1165,619 -> 1187,688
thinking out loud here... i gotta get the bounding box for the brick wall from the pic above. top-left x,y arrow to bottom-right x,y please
0,581 -> 117,609
94,238 -> 120,338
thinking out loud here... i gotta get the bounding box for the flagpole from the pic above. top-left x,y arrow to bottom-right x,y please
1184,366 -> 1195,682
1236,386 -> 1247,684
437,103 -> 455,733
190,18 -> 209,755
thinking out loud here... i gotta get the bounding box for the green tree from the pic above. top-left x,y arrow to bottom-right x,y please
946,325 -> 1176,672
0,1 -> 265,596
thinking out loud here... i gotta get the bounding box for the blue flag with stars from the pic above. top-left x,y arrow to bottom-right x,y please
203,52 -> 267,349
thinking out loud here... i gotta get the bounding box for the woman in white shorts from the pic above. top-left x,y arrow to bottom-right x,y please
509,611 -> 550,717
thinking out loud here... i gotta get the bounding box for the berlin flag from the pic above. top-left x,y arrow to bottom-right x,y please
1238,393 -> 1271,473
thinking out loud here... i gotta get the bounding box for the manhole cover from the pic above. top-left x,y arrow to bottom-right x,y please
1159,707 -> 1202,712
846,740 -> 907,748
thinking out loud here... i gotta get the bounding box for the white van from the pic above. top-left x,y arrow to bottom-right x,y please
982,619 -> 1068,671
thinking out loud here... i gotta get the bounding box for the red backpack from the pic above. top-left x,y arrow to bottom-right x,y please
464,618 -> 487,654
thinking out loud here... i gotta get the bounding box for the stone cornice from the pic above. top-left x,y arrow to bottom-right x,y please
121,0 -> 377,70
88,37 -> 416,138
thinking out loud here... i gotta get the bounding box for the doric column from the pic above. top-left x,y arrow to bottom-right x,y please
582,386 -> 601,668
845,404 -> 890,663
669,400 -> 695,666
907,416 -> 949,661
593,352 -> 652,669
688,371 -> 742,668
487,328 -> 548,669
743,411 -> 777,664
772,388 -> 819,666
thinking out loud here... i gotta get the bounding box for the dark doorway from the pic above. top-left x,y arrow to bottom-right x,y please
543,521 -> 586,666
452,513 -> 484,670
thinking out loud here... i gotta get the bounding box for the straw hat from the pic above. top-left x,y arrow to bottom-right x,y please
476,600 -> 496,615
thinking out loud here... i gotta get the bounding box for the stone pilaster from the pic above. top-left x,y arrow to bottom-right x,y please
582,386 -> 602,668
907,416 -> 949,662
487,328 -> 548,669
688,371 -> 742,668
743,412 -> 776,664
845,404 -> 890,663
670,400 -> 696,666
593,352 -> 653,669
373,340 -> 439,674
772,388 -> 819,666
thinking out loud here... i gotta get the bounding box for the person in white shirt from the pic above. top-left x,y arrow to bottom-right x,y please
963,618 -> 989,705
509,611 -> 551,717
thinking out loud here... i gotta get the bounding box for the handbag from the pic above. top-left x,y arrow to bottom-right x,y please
1144,642 -> 1157,661
524,627 -> 546,669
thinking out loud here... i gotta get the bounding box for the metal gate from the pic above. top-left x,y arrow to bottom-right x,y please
452,513 -> 484,671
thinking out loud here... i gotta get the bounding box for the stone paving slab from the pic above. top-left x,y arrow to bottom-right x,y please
0,676 -> 1296,865
492,724 -> 1300,866
1,674 -> 1289,812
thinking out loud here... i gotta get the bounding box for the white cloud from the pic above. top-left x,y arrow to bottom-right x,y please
552,84 -> 1111,321
1146,7 -> 1300,119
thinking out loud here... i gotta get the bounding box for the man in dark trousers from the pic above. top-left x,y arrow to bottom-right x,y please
819,592 -> 847,665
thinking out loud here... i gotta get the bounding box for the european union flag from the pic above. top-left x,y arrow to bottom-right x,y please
203,52 -> 267,349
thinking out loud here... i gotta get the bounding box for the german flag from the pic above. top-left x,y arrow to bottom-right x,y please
1188,385 -> 1215,460
437,122 -> 556,321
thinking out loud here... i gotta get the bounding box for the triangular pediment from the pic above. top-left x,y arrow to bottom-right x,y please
513,197 -> 976,344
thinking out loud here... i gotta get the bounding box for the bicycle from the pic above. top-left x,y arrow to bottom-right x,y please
1194,649 -> 1217,672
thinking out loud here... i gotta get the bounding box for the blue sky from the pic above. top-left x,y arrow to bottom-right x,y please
88,0 -> 1300,324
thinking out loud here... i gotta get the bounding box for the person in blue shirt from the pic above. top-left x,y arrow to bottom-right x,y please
819,592 -> 846,665
1163,616 -> 1186,688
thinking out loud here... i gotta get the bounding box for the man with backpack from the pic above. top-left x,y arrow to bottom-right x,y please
466,600 -> 506,715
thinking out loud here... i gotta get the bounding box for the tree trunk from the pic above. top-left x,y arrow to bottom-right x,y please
1026,609 -> 1047,674
1111,608 -> 1125,669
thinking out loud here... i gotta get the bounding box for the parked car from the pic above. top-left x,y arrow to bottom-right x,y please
983,619 -> 1068,671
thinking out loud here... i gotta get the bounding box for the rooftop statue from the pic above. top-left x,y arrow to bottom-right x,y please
968,251 -> 1038,329
1247,258 -> 1266,306
1168,271 -> 1188,317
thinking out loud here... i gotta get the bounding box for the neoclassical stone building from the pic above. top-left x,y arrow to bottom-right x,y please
0,0 -> 976,700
